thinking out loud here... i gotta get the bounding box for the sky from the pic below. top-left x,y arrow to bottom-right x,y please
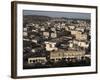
23,10 -> 91,19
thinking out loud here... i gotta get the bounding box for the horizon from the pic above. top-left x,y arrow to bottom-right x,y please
23,10 -> 91,19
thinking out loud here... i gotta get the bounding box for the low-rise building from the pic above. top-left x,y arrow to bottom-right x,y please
23,27 -> 27,32
43,31 -> 49,38
65,26 -> 69,31
51,32 -> 57,38
71,30 -> 81,36
40,26 -> 45,31
78,41 -> 89,49
76,27 -> 85,32
44,41 -> 58,51
76,33 -> 87,40
32,39 -> 38,43
50,50 -> 85,62
28,57 -> 47,64
23,32 -> 28,37
51,27 -> 56,32
72,40 -> 89,49
68,40 -> 74,48
68,25 -> 75,30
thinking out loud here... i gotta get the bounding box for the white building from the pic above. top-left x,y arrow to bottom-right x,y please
76,27 -> 85,32
43,32 -> 49,38
32,29 -> 38,32
44,41 -> 58,51
71,30 -> 81,36
23,38 -> 30,41
31,49 -> 36,53
32,39 -> 38,43
65,26 -> 69,31
68,41 -> 74,48
28,57 -> 47,64
23,27 -> 27,32
51,27 -> 56,32
40,26 -> 45,31
78,41 -> 89,49
23,32 -> 28,37
68,26 -> 75,30
51,32 -> 57,38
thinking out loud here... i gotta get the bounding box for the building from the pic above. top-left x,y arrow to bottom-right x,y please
71,30 -> 81,36
76,33 -> 87,40
73,40 -> 79,44
51,27 -> 56,32
65,26 -> 69,31
26,23 -> 35,27
76,27 -> 85,32
43,31 -> 49,38
44,41 -> 58,51
40,26 -> 45,31
50,50 -> 64,62
78,41 -> 89,49
23,32 -> 28,37
72,40 -> 89,49
28,57 -> 47,64
68,40 -> 77,50
31,39 -> 38,43
23,27 -> 27,32
68,41 -> 74,48
50,50 -> 85,62
51,32 -> 57,38
68,25 -> 75,30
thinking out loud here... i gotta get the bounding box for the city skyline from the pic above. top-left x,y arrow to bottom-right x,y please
23,13 -> 91,69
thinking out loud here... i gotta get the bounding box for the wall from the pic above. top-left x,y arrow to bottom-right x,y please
0,0 -> 99,80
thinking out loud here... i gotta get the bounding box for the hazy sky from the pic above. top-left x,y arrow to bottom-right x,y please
23,10 -> 90,19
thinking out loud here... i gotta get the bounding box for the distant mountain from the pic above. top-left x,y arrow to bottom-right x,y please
23,15 -> 90,25
23,15 -> 51,24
